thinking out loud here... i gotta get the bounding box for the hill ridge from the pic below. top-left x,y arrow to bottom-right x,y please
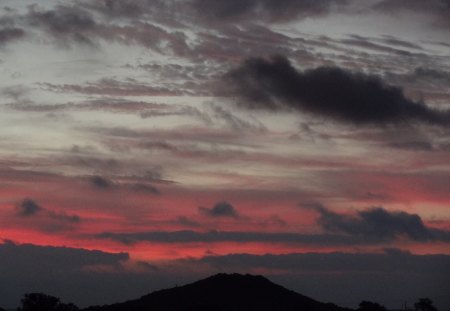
84,273 -> 348,311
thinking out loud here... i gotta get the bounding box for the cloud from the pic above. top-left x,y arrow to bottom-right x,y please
97,205 -> 450,245
0,241 -> 132,308
1,85 -> 32,103
339,34 -> 416,56
223,55 -> 450,126
89,176 -> 161,194
16,199 -> 42,216
130,183 -> 160,195
9,99 -> 172,115
0,240 -> 128,270
97,230 -> 376,245
311,205 -> 450,242
259,215 -> 287,228
90,175 -> 113,189
0,27 -> 25,45
199,201 -> 239,219
190,0 -> 347,23
85,0 -> 148,18
379,36 -> 424,50
27,5 -> 97,46
176,216 -> 201,228
43,78 -> 183,96
414,67 -> 450,83
82,0 -> 165,18
210,104 -> 266,132
19,3 -> 190,52
374,0 -> 450,29
14,198 -> 82,230
388,141 -> 433,151
47,211 -> 81,223
186,250 -> 450,274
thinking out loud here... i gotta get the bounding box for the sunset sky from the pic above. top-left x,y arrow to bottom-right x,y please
1,0 -> 450,309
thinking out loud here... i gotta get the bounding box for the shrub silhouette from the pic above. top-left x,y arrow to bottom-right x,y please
18,293 -> 79,311
358,301 -> 387,311
414,298 -> 437,311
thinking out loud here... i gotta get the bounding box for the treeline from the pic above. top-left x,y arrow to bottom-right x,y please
1,293 -> 439,311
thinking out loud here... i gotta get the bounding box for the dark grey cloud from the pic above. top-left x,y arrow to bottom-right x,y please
1,85 -> 32,103
47,211 -> 81,223
97,205 -> 450,245
388,141 -> 433,152
14,198 -> 81,231
89,176 -> 161,195
176,216 -> 201,228
379,36 -> 424,50
90,175 -> 113,189
97,230 -> 378,245
20,3 -> 190,52
190,23 -> 296,65
199,201 -> 239,219
0,240 -> 128,271
414,67 -> 450,83
16,199 -> 42,217
188,250 -> 450,274
82,0 -> 165,18
62,154 -> 121,173
0,241 -> 135,309
224,55 -> 450,126
374,0 -> 450,29
0,27 -> 25,45
27,5 -> 97,45
87,0 -> 147,18
339,34 -> 416,56
312,205 -> 450,242
130,183 -> 160,195
190,0 -> 347,23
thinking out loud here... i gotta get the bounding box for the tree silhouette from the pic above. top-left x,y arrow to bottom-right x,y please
358,301 -> 387,311
18,293 -> 79,311
414,298 -> 437,311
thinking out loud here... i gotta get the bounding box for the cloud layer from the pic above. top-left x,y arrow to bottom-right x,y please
1,1 -> 450,310
313,205 -> 450,243
190,0 -> 347,22
224,55 -> 450,125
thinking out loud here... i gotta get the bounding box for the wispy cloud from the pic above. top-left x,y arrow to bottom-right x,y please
96,230 -> 371,245
27,4 -> 98,46
189,0 -> 347,23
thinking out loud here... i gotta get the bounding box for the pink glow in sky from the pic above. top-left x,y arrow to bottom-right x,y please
0,0 -> 450,310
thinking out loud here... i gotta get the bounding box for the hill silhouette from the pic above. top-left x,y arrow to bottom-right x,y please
84,273 -> 350,311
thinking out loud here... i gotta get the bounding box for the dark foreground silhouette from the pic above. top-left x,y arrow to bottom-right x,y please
84,273 -> 348,311
13,273 -> 438,311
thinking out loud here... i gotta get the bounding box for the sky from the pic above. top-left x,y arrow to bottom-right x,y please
1,0 -> 450,309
